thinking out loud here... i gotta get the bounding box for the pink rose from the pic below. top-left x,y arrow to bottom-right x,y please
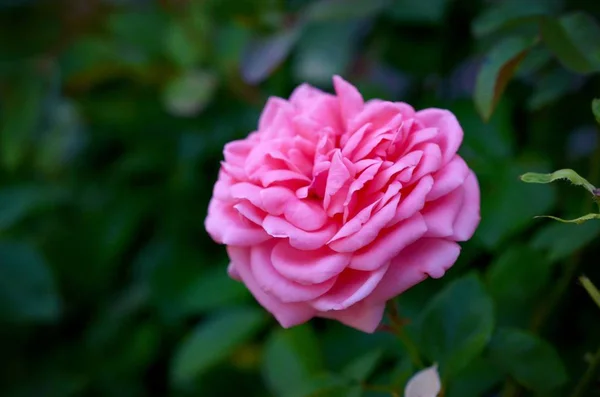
205,76 -> 480,333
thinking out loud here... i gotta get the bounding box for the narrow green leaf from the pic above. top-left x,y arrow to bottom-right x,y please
0,241 -> 61,322
541,12 -> 600,74
488,328 -> 567,392
520,168 -> 597,194
304,0 -> 391,21
262,325 -> 324,397
390,0 -> 449,24
475,36 -> 535,121
341,349 -> 383,382
533,213 -> 600,224
418,274 -> 494,379
0,185 -> 68,231
580,276 -> 600,310
592,98 -> 600,124
171,307 -> 266,385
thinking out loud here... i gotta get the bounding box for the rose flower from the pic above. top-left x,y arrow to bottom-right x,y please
205,76 -> 480,332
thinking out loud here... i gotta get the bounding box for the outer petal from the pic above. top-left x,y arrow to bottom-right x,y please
415,108 -> 463,164
250,243 -> 336,303
227,246 -> 315,327
271,241 -> 351,284
421,186 -> 464,238
318,300 -> 386,333
333,75 -> 364,122
349,213 -> 427,271
426,155 -> 469,202
263,215 -> 337,250
310,264 -> 389,311
369,238 -> 461,303
452,171 -> 481,241
205,199 -> 270,246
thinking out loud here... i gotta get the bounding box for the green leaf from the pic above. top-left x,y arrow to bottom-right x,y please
593,98 -> 600,124
171,307 -> 267,385
341,349 -> 383,382
304,0 -> 391,21
580,276 -> 600,310
532,220 -> 600,262
540,12 -> 600,74
486,246 -> 551,326
446,358 -> 503,397
478,161 -> 556,248
287,374 -> 348,397
292,21 -> 359,86
534,213 -> 600,224
390,0 -> 449,24
262,325 -> 324,397
241,28 -> 301,84
488,328 -> 567,392
163,70 -> 218,117
474,36 -> 535,121
176,266 -> 251,315
0,241 -> 61,322
526,68 -> 576,111
520,168 -> 597,194
0,185 -> 68,231
164,21 -> 203,69
418,274 -> 494,380
472,0 -> 555,37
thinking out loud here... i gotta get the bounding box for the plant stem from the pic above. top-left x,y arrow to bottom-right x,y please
569,346 -> 600,397
385,301 -> 424,369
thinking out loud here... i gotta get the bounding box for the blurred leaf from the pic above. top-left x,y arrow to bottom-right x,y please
486,245 -> 551,325
287,374 -> 348,397
404,364 -> 441,397
488,328 -> 567,392
292,21 -> 359,86
593,98 -> 600,124
390,0 -> 449,24
0,241 -> 61,322
163,70 -> 218,117
472,0 -> 556,37
418,274 -> 494,380
0,185 -> 67,231
478,161 -> 556,248
446,358 -> 503,397
580,276 -> 600,310
389,356 -> 414,394
342,349 -> 383,383
541,12 -> 600,74
474,36 -> 535,121
164,21 -> 203,69
304,0 -> 391,21
520,168 -> 597,194
107,10 -> 168,58
171,307 -> 267,385
0,66 -> 45,170
532,220 -> 600,262
241,27 -> 301,84
262,325 -> 324,397
527,68 -> 578,111
176,266 -> 251,315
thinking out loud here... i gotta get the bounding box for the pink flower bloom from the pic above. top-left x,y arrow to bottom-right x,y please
205,76 -> 480,333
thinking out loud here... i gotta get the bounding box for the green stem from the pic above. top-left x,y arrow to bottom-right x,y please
385,301 -> 424,369
569,346 -> 600,397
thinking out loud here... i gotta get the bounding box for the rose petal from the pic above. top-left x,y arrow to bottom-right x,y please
227,246 -> 314,327
333,75 -> 364,122
422,185 -> 464,238
426,155 -> 470,201
318,300 -> 385,333
284,199 -> 328,231
387,175 -> 434,227
310,264 -> 389,311
250,243 -> 336,303
452,170 -> 481,241
349,213 -> 427,271
370,238 -> 460,302
205,200 -> 270,246
416,108 -> 463,164
263,215 -> 337,250
271,241 -> 351,284
329,194 -> 401,253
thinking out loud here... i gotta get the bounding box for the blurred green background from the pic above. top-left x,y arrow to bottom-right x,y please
1,0 -> 600,396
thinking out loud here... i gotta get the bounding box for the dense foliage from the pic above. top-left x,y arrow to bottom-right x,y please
1,0 -> 600,396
